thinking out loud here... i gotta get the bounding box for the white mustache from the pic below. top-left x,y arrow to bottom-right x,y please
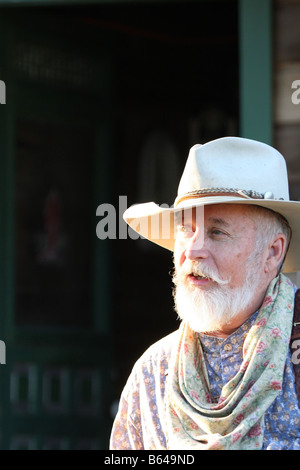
174,261 -> 230,286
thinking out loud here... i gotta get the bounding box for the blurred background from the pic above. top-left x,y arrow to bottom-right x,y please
0,0 -> 299,450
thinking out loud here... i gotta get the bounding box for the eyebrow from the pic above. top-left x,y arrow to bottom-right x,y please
175,212 -> 231,228
208,217 -> 230,227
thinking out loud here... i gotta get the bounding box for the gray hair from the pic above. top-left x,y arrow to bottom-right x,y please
249,205 -> 291,270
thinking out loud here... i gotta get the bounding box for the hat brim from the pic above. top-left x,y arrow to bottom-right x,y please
123,196 -> 300,273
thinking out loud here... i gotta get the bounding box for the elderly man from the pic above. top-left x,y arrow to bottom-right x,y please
110,137 -> 300,450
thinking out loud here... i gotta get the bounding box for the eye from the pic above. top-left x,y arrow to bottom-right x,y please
210,227 -> 229,238
177,224 -> 195,234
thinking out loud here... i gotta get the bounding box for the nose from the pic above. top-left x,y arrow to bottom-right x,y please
184,227 -> 208,261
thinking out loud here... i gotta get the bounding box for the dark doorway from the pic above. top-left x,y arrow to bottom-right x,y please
107,1 -> 239,404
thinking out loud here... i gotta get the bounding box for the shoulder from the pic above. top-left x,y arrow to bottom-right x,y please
135,329 -> 179,370
123,329 -> 180,391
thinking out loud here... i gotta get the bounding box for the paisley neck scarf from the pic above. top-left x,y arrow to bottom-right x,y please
166,274 -> 295,450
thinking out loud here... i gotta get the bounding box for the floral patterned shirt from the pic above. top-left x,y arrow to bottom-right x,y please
110,311 -> 300,450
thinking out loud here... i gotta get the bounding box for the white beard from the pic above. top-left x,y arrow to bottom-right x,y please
172,258 -> 260,334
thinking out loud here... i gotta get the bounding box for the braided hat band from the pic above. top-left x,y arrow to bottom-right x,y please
174,187 -> 284,208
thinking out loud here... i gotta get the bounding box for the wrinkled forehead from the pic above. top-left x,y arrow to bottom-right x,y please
174,203 -> 256,226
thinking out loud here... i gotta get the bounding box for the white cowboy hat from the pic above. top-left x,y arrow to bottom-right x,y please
123,136 -> 300,272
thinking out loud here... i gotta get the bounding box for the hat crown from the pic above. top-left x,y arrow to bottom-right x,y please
177,137 -> 290,201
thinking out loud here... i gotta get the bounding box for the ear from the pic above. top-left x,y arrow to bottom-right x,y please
264,233 -> 287,274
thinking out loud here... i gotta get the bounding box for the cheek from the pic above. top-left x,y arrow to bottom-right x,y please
218,250 -> 250,286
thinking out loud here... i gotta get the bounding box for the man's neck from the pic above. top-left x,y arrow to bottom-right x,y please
201,302 -> 264,339
202,321 -> 252,339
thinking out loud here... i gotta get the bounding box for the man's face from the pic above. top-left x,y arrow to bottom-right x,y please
174,204 -> 259,290
173,204 -> 267,334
